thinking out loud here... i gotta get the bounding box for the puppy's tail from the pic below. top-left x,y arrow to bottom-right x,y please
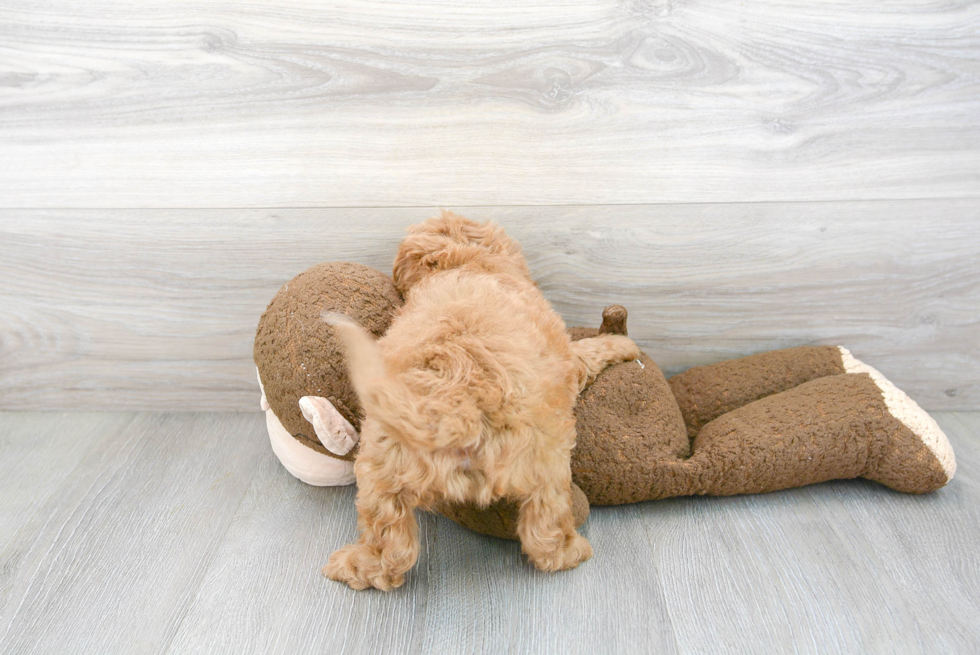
322,312 -> 388,393
322,312 -> 482,450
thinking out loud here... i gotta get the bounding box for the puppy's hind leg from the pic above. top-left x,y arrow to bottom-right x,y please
518,486 -> 593,572
570,334 -> 641,391
516,440 -> 593,572
323,429 -> 421,591
324,485 -> 420,591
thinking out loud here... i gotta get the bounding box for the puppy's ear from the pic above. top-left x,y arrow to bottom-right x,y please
393,212 -> 530,294
392,231 -> 446,295
392,214 -> 464,293
437,211 -> 522,258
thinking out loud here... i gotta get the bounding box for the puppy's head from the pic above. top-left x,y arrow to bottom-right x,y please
392,211 -> 531,295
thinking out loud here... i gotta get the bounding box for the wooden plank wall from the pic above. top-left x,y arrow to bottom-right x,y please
2,1 -> 979,207
1,1 -> 978,411
2,204 -> 977,411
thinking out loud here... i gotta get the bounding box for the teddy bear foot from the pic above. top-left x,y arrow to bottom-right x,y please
839,347 -> 957,492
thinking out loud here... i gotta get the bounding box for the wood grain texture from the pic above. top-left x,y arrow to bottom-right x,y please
0,413 -> 266,655
648,473 -> 980,653
1,1 -> 978,207
1,201 -> 977,411
1,411 -> 978,654
170,464 -> 683,655
166,453 -> 441,655
417,503 -> 680,654
0,412 -> 135,551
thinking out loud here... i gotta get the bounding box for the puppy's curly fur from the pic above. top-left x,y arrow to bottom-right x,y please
323,212 -> 640,590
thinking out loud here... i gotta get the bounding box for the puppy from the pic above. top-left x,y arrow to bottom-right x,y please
323,212 -> 640,590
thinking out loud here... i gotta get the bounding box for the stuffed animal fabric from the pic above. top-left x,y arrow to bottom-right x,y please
254,264 -> 955,540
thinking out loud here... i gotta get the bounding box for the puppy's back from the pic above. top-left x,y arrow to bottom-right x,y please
381,270 -> 575,434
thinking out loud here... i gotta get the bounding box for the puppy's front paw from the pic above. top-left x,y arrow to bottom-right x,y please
607,334 -> 641,361
528,533 -> 593,572
322,544 -> 406,591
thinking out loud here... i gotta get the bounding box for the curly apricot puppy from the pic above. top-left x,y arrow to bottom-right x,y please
323,212 -> 640,590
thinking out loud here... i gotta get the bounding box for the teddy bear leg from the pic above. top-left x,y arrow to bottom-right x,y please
686,370 -> 954,497
668,345 -> 848,439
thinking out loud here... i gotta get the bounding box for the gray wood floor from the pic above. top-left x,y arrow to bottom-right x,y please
1,411 -> 977,654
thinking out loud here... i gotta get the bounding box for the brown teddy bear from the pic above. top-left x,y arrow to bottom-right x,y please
254,263 -> 956,540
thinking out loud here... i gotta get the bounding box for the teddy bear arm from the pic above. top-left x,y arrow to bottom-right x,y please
667,345 -> 847,440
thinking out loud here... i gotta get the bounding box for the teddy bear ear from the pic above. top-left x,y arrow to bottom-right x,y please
299,396 -> 360,456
